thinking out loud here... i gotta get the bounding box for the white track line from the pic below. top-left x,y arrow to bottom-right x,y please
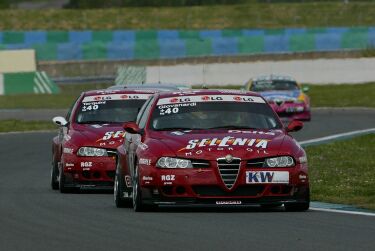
299,128 -> 375,146
310,207 -> 375,217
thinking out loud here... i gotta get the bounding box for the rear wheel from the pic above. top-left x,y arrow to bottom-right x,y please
50,161 -> 59,190
114,162 -> 129,208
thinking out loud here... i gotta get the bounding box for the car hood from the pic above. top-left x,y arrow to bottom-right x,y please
149,129 -> 287,160
70,123 -> 125,149
260,90 -> 301,102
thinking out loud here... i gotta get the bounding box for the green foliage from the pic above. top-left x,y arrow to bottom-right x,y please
0,120 -> 56,132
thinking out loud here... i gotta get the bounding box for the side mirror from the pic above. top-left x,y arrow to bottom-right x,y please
52,116 -> 68,126
286,120 -> 303,132
302,86 -> 309,93
123,121 -> 141,134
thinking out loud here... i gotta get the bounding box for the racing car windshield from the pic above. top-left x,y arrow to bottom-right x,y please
151,95 -> 282,131
76,99 -> 146,124
251,81 -> 299,92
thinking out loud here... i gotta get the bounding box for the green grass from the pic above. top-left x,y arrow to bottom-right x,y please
1,2 -> 375,29
0,119 -> 56,132
305,134 -> 375,210
193,82 -> 375,107
0,83 -> 111,109
307,83 -> 375,107
0,82 -> 374,109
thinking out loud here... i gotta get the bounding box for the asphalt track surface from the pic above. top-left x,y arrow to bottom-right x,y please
1,109 -> 374,251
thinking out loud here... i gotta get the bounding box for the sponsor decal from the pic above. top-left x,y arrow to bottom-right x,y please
97,131 -> 125,142
63,148 -> 73,154
245,171 -> 289,184
65,163 -> 74,167
138,143 -> 148,151
82,94 -> 152,102
180,136 -> 269,152
228,130 -> 276,136
160,107 -> 179,116
161,175 -> 175,181
81,162 -> 92,168
142,176 -> 153,181
139,158 -> 151,166
157,95 -> 265,105
216,201 -> 242,205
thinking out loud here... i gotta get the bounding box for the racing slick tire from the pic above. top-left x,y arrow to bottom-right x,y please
132,165 -> 155,212
58,165 -> 75,193
50,161 -> 59,190
114,162 -> 130,208
284,188 -> 310,212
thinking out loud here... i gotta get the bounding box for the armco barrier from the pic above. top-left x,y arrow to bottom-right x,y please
1,27 -> 375,61
0,71 -> 60,95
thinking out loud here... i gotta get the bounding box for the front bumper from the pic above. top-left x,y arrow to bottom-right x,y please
62,155 -> 116,189
270,104 -> 311,121
137,164 -> 309,206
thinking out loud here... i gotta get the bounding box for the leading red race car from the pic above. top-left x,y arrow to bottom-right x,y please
51,87 -> 177,193
115,90 -> 310,211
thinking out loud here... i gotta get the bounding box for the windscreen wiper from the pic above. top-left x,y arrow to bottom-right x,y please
154,127 -> 200,131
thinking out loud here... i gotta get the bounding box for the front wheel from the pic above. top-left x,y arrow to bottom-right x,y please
132,165 -> 156,212
59,165 -> 74,193
114,162 -> 130,208
285,189 -> 310,212
50,161 -> 59,190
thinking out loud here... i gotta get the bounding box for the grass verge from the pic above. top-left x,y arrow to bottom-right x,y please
0,82 -> 373,109
0,120 -> 56,132
305,134 -> 375,210
1,2 -> 375,29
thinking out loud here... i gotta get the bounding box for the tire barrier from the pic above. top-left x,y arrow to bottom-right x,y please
0,27 -> 374,61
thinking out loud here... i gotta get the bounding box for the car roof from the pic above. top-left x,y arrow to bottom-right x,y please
83,88 -> 157,96
252,75 -> 296,82
107,83 -> 190,91
156,89 -> 262,99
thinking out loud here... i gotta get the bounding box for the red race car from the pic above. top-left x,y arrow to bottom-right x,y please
51,88 -> 167,192
115,90 -> 310,211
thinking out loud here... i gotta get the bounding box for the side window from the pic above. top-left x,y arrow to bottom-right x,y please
138,97 -> 154,129
136,97 -> 152,124
66,95 -> 81,122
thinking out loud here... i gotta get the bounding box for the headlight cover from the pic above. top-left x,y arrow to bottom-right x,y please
264,156 -> 295,167
156,157 -> 192,168
77,147 -> 108,157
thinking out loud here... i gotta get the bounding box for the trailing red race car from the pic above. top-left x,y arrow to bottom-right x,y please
244,75 -> 311,121
51,86 -> 178,193
115,90 -> 310,211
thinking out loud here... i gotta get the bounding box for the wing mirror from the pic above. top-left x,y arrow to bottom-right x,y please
123,121 -> 141,134
52,116 -> 68,126
286,120 -> 303,132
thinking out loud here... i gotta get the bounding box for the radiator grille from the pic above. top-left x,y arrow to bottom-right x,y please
217,157 -> 241,189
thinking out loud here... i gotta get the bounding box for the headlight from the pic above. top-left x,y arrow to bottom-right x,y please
156,157 -> 192,168
264,156 -> 294,167
77,147 -> 108,157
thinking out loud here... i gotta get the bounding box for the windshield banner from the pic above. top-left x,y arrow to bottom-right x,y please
157,95 -> 265,106
82,93 -> 152,103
